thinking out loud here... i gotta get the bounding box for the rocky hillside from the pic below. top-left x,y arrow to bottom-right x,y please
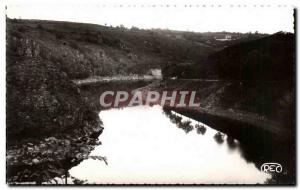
6,20 -> 103,141
7,19 -> 266,79
7,19 -> 105,183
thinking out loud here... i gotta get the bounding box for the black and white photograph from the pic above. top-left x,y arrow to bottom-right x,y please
4,0 -> 296,185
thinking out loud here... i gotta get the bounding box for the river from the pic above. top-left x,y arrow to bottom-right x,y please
67,105 -> 271,184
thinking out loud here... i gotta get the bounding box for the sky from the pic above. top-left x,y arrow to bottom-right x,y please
6,1 -> 294,34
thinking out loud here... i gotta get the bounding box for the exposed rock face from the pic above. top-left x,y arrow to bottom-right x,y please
7,19 -> 104,184
7,20 -> 103,142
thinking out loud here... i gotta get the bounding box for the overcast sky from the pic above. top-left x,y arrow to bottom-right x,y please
6,2 -> 294,34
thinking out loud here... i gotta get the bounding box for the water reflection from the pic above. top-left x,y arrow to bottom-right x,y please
214,132 -> 225,144
68,105 -> 271,184
227,136 -> 239,150
195,124 -> 207,135
163,108 -> 194,133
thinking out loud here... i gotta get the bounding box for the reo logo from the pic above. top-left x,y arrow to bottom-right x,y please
261,163 -> 282,173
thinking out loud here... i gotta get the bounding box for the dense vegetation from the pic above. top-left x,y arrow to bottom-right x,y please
6,19 -> 102,139
7,18 -> 266,79
206,32 -> 295,81
163,32 -> 294,80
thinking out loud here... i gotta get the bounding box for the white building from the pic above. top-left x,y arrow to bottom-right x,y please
150,69 -> 162,79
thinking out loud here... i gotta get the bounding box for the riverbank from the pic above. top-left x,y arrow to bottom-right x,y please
163,106 -> 294,184
72,76 -> 159,87
136,79 -> 294,141
7,124 -> 103,184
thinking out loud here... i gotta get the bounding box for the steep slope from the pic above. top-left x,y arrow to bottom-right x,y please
6,19 -> 105,183
7,31 -> 103,140
205,32 -> 294,81
7,18 -> 266,79
140,32 -> 295,138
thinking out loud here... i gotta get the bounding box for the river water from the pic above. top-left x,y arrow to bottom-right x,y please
68,105 -> 271,184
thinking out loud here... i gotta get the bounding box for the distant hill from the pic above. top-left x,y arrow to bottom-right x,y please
7,18 -> 266,79
162,32 -> 294,80
203,32 -> 294,81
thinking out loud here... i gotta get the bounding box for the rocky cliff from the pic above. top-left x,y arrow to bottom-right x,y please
7,27 -> 102,140
6,19 -> 104,183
